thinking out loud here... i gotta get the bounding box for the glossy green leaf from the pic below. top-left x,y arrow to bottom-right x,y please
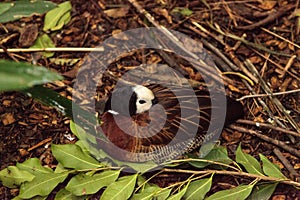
66,170 -> 120,196
236,144 -> 264,175
0,59 -> 63,91
154,188 -> 172,200
247,183 -> 278,200
43,1 -> 72,31
259,154 -> 286,179
17,158 -> 53,175
183,176 -> 213,200
51,144 -> 102,170
131,184 -> 161,200
0,0 -> 56,23
101,174 -> 138,200
167,183 -> 189,200
206,184 -> 254,200
30,34 -> 55,57
55,189 -> 84,200
18,172 -> 68,199
0,166 -> 35,188
0,3 -> 12,15
190,146 -> 232,169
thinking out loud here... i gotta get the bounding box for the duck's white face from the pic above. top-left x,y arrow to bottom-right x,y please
133,85 -> 156,114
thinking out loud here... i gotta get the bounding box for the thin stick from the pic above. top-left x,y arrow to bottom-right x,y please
273,148 -> 299,179
163,168 -> 300,187
261,27 -> 300,50
229,125 -> 300,158
237,88 -> 300,101
237,4 -> 295,30
0,47 -> 104,53
28,137 -> 52,151
244,59 -> 300,133
236,119 -> 300,138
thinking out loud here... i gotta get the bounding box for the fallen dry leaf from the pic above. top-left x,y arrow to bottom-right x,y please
1,113 -> 15,126
258,0 -> 277,10
104,6 -> 129,18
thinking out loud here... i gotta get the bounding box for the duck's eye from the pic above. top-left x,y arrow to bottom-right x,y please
139,100 -> 146,104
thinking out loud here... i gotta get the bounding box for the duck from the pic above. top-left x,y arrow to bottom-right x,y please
95,83 -> 243,163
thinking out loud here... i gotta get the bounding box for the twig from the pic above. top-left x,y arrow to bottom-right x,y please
28,138 -> 52,151
236,119 -> 300,138
237,88 -> 300,101
163,168 -> 300,187
237,4 -> 295,30
261,28 -> 300,50
209,24 -> 297,59
0,47 -> 104,53
127,0 -> 225,86
251,49 -> 300,81
189,23 -> 285,131
244,59 -> 300,133
273,148 -> 299,180
229,125 -> 300,158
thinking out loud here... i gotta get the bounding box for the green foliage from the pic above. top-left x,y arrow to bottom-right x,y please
259,154 -> 286,179
0,166 -> 35,188
0,140 -> 294,199
0,59 -> 63,91
183,176 -> 213,200
189,145 -> 233,168
30,1 -> 72,58
205,184 -> 254,200
30,34 -> 55,58
18,171 -> 69,199
65,170 -> 120,196
248,183 -> 278,200
0,0 -> 56,23
43,1 -> 72,32
167,183 -> 189,200
51,144 -> 103,170
100,174 -> 138,200
171,7 -> 193,16
236,143 -> 264,175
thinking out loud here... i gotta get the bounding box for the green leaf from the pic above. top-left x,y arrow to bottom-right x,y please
0,3 -> 12,16
55,188 -> 88,199
0,166 -> 35,188
16,158 -> 53,175
259,154 -> 286,179
206,184 -> 254,200
153,188 -> 172,200
51,144 -> 102,170
30,34 -> 55,57
131,184 -> 161,200
0,59 -> 63,91
167,183 -> 189,200
236,144 -> 264,175
55,189 -> 84,200
101,174 -> 138,200
180,8 -> 193,16
190,146 -> 232,169
66,170 -> 120,196
247,183 -> 278,200
183,176 -> 213,200
54,163 -> 68,173
18,171 -> 68,199
171,7 -> 193,16
0,0 -> 56,23
43,1 -> 72,31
